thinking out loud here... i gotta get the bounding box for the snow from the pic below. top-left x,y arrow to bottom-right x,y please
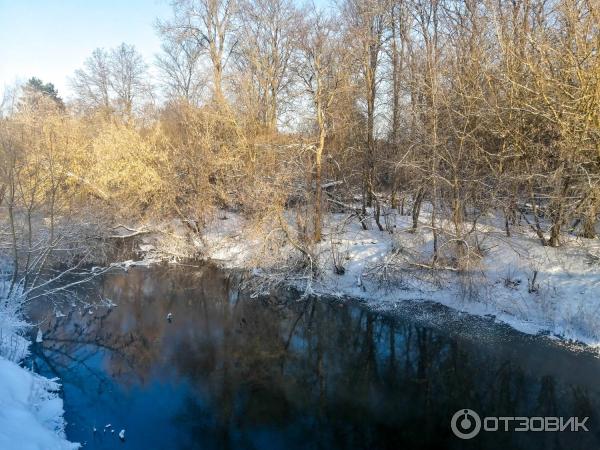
0,358 -> 78,450
0,203 -> 591,448
0,280 -> 78,449
0,284 -> 30,363
198,208 -> 600,350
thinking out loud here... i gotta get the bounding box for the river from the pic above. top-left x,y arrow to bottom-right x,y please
27,264 -> 600,449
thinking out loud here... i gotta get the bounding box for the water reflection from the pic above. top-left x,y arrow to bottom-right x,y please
28,265 -> 600,450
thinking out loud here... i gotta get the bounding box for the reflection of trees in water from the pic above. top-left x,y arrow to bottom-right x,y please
29,303 -> 140,431
30,265 -> 600,449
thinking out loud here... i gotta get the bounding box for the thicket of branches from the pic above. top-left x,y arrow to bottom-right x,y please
1,0 -> 599,279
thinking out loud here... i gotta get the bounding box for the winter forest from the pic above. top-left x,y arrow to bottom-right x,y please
1,0 -> 600,448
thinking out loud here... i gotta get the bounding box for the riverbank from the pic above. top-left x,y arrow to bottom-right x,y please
149,208 -> 600,350
0,357 -> 77,450
2,206 -> 597,449
0,282 -> 77,449
27,263 -> 600,450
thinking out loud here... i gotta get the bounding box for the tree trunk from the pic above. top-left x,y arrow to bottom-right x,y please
411,187 -> 425,231
582,212 -> 597,239
582,197 -> 597,238
548,176 -> 571,247
8,180 -> 19,295
314,104 -> 326,242
527,176 -> 548,246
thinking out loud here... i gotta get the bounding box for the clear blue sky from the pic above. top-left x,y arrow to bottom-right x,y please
0,0 -> 171,98
0,0 -> 332,100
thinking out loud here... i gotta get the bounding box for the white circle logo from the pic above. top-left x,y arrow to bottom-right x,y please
451,409 -> 482,439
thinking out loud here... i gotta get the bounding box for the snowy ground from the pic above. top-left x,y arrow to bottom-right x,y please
0,205 -> 596,449
0,358 -> 78,450
197,208 -> 600,350
0,280 -> 78,450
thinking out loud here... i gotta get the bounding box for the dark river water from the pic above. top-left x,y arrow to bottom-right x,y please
26,265 -> 600,450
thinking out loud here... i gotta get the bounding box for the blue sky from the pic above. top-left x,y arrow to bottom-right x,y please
0,0 -> 334,100
0,0 -> 171,98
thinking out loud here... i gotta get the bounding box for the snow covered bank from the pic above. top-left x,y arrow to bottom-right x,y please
0,358 -> 78,450
0,281 -> 78,450
195,209 -> 600,350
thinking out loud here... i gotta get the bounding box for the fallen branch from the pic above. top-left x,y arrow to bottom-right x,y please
408,262 -> 459,272
108,224 -> 153,239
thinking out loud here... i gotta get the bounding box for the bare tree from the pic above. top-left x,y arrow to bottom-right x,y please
342,0 -> 387,230
71,48 -> 112,114
296,8 -> 350,242
109,43 -> 149,120
236,0 -> 300,130
164,0 -> 237,105
387,0 -> 410,209
71,44 -> 149,120
156,26 -> 207,105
